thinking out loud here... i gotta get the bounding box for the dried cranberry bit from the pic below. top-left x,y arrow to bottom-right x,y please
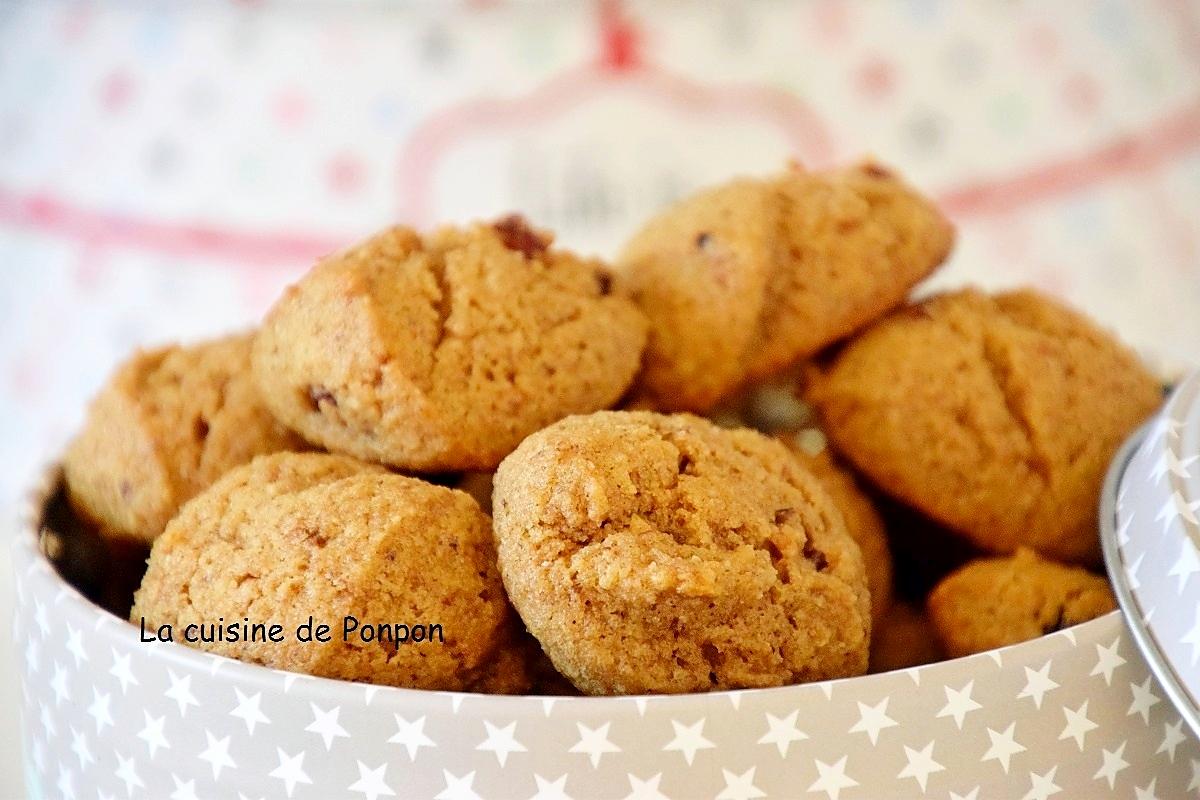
492,214 -> 548,259
861,162 -> 892,179
594,269 -> 614,296
802,537 -> 828,572
762,537 -> 791,584
763,539 -> 784,564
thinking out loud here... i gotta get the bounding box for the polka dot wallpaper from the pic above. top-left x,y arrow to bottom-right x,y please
0,2 -> 1197,792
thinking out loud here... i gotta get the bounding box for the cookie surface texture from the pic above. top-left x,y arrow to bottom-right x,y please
133,452 -> 527,692
927,548 -> 1116,658
617,162 -> 953,411
810,288 -> 1160,564
253,218 -> 647,471
493,410 -> 871,695
63,333 -> 301,544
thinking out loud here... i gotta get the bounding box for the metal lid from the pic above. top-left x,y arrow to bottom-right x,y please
1102,370 -> 1200,738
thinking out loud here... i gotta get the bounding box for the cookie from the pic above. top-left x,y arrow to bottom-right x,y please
133,452 -> 528,692
780,432 -> 893,626
809,288 -> 1161,565
63,334 -> 301,545
926,548 -> 1116,658
868,602 -> 944,673
617,161 -> 953,411
252,217 -> 648,472
493,411 -> 871,695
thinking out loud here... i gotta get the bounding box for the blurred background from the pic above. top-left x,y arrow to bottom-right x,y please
1,1 -> 1198,796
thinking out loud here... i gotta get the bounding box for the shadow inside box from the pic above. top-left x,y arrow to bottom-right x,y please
869,488 -> 984,603
38,481 -> 149,620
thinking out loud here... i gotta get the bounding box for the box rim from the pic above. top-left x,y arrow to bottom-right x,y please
1101,409 -> 1200,740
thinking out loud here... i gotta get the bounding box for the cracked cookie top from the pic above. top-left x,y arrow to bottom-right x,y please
808,288 -> 1161,565
251,217 -> 648,472
492,411 -> 871,695
132,452 -> 530,692
63,334 -> 303,544
927,548 -> 1116,658
616,161 -> 954,412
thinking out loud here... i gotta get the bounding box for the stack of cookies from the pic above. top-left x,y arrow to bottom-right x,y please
62,161 -> 1161,696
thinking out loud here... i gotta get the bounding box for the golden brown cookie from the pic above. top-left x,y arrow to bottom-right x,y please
63,334 -> 301,545
780,433 -> 893,626
809,288 -> 1161,565
493,411 -> 871,695
133,452 -> 528,692
252,217 -> 647,472
927,548 -> 1116,658
617,161 -> 954,411
869,602 -> 945,673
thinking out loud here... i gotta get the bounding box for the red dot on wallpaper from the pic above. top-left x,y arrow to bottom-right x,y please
100,71 -> 135,113
811,0 -> 852,43
598,0 -> 642,71
1025,25 -> 1060,64
9,358 -> 42,398
855,57 -> 896,100
1063,74 -> 1101,117
327,153 -> 366,196
274,90 -> 309,128
57,5 -> 92,41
